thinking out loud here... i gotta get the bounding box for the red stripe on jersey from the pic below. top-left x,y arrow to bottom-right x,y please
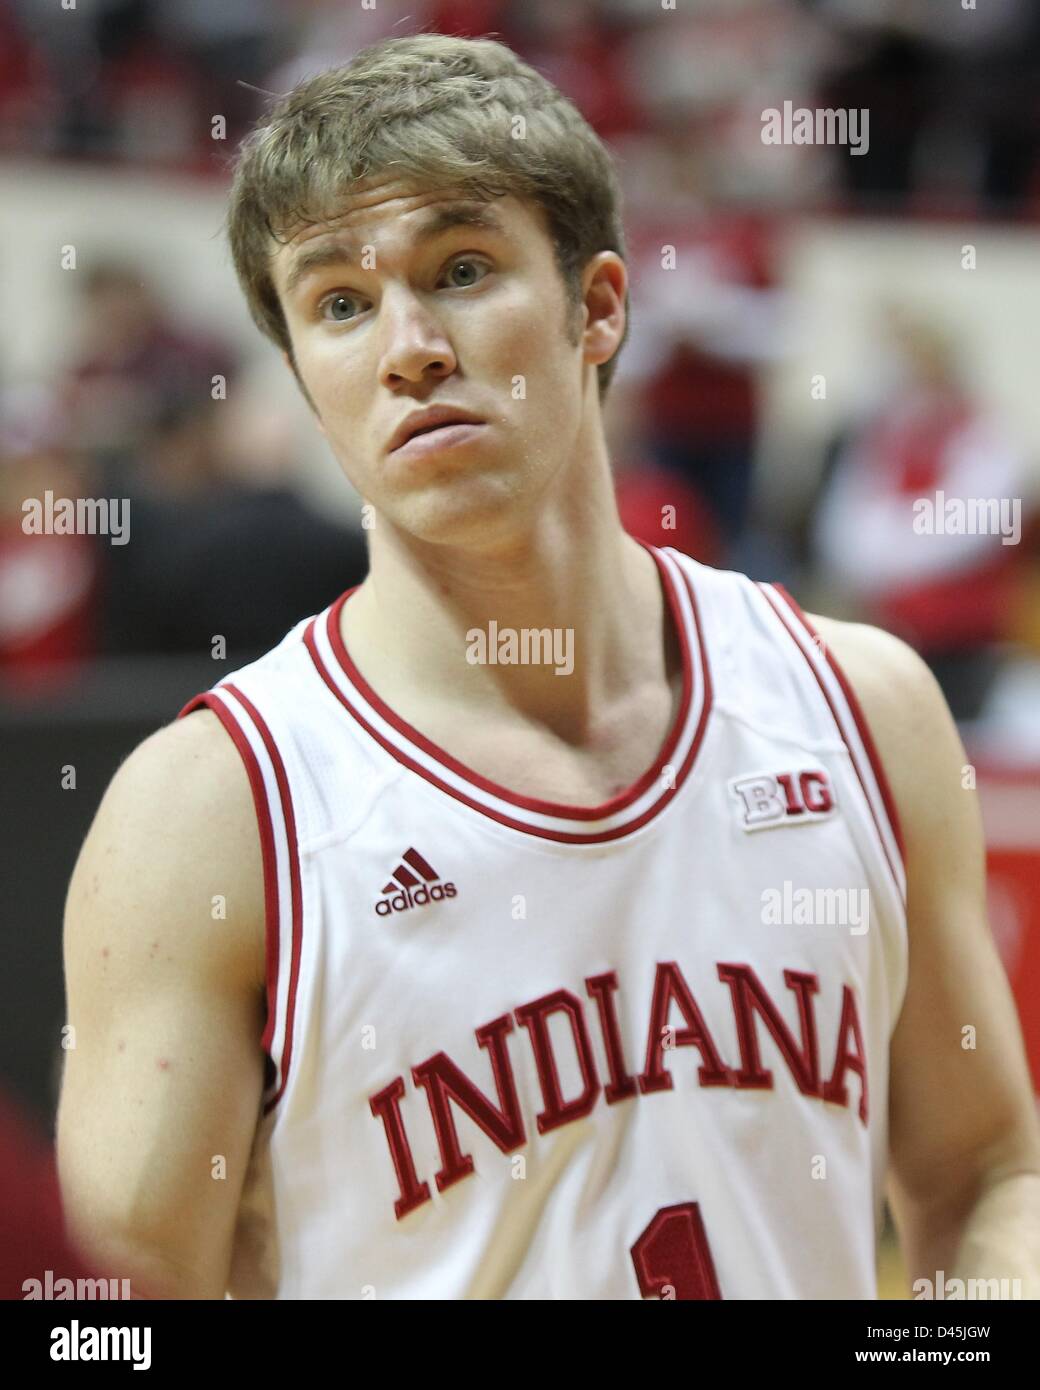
756,585 -> 906,901
771,586 -> 906,865
177,686 -> 302,1114
321,543 -> 695,824
224,683 -> 304,1116
178,691 -> 281,1087
302,549 -> 714,844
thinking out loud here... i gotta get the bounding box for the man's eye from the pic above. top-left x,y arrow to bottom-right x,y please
444,259 -> 489,288
321,294 -> 362,322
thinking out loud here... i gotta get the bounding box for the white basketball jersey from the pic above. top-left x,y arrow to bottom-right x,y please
178,543 -> 908,1300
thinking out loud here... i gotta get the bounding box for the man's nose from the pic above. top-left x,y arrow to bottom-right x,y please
377,290 -> 457,387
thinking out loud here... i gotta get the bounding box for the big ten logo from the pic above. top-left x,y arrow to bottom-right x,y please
730,769 -> 836,832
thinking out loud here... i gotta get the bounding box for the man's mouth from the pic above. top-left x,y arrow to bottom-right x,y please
389,407 -> 486,454
391,420 -> 487,458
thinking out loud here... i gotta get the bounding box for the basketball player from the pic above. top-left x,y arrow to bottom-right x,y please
56,35 -> 1040,1299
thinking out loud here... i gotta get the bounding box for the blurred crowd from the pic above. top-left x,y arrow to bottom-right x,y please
4,0 -> 1040,216
1,0 -> 1039,747
0,265 -> 367,680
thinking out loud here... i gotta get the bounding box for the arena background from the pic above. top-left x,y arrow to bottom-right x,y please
2,0 -> 1039,1301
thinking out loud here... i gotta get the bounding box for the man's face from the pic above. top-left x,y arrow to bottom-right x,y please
270,175 -> 618,548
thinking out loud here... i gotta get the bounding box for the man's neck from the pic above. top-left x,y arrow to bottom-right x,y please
341,466 -> 677,748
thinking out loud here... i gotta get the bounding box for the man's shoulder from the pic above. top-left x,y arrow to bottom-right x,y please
74,708 -> 267,988
97,711 -> 263,890
123,705 -> 254,807
805,611 -> 968,866
65,706 -> 268,1000
807,612 -> 948,747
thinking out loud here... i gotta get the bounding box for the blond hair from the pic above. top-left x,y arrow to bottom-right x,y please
226,33 -> 629,398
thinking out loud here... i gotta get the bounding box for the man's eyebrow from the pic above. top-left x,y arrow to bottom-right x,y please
282,202 -> 508,299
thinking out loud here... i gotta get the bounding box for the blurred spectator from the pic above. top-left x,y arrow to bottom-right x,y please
615,209 -> 788,566
812,0 -> 1040,216
0,1086 -> 105,1301
811,310 -> 1033,718
0,383 -> 101,691
150,0 -> 289,168
61,262 -> 237,471
428,0 -> 515,40
509,0 -> 644,139
99,377 -> 368,659
5,0 -> 288,168
614,451 -> 724,566
264,0 -> 436,97
0,3 -> 54,158
607,377 -> 723,564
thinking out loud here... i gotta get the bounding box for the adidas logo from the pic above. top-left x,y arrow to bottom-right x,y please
375,847 -> 458,917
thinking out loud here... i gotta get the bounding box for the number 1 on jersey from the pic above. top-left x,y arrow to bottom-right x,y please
630,1202 -> 723,1300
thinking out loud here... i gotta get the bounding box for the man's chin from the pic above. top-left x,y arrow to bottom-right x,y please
378,476 -> 527,549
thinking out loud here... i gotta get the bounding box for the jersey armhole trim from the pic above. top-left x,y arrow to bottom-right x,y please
770,586 -> 907,864
758,583 -> 908,905
176,688 -> 302,1115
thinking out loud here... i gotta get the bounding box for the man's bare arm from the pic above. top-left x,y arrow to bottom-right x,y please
812,614 -> 1040,1296
56,710 -> 268,1299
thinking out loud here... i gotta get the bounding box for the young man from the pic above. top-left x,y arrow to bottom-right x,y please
57,34 -> 1040,1300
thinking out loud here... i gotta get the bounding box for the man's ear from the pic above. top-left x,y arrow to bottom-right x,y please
581,253 -> 627,373
283,350 -> 325,435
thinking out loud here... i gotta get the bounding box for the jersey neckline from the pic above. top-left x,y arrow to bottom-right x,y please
302,542 -> 714,844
